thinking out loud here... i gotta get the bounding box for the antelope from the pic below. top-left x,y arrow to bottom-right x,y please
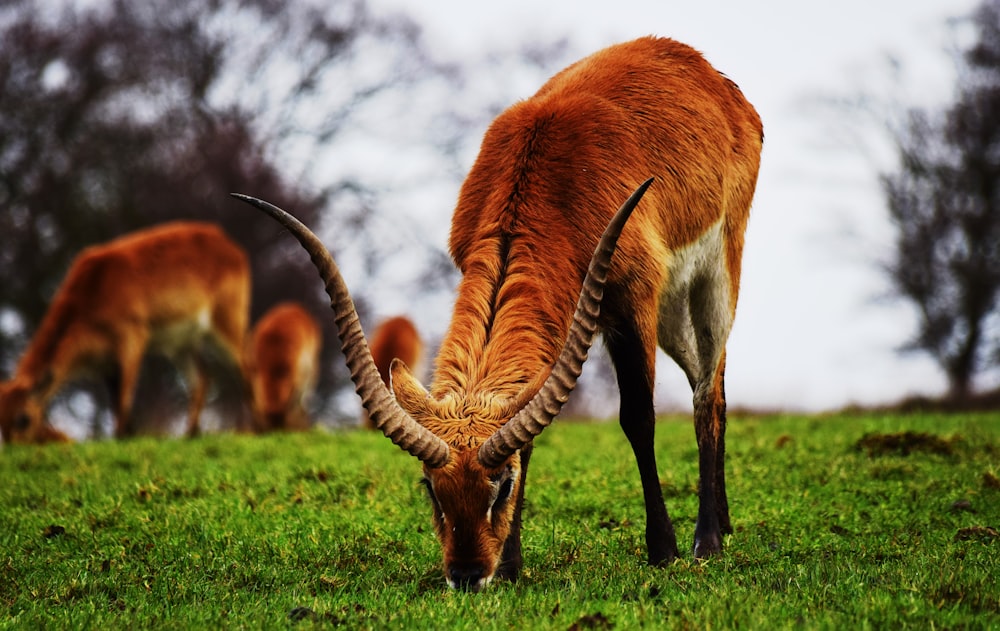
0,222 -> 250,444
235,35 -> 762,590
245,302 -> 321,432
363,315 -> 423,429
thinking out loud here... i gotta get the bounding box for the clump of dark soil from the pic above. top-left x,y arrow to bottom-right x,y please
954,526 -> 999,542
854,431 -> 960,457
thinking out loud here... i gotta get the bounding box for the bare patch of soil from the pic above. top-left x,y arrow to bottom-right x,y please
854,431 -> 959,457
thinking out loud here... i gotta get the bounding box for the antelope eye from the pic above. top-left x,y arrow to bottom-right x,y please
419,477 -> 434,500
420,478 -> 442,514
493,477 -> 514,508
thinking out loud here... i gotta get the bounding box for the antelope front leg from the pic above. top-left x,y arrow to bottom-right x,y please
607,323 -> 680,566
112,339 -> 145,439
183,355 -> 209,438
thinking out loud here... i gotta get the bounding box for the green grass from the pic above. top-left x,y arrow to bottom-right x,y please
1,412 -> 998,629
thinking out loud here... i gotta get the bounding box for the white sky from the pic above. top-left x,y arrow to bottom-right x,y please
344,0 -> 985,414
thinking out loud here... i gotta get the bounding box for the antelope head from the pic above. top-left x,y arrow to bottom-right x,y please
232,178 -> 650,590
0,378 -> 33,444
0,375 -> 68,444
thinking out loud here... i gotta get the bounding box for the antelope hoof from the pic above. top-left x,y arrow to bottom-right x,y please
692,532 -> 723,559
648,542 -> 680,567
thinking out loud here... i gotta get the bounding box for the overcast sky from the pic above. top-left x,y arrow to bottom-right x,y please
346,0 -> 986,414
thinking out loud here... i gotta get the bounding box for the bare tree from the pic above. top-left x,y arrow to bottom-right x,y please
0,0 -> 462,432
880,0 -> 1000,401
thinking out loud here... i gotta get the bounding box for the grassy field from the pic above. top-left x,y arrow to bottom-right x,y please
1,411 -> 997,629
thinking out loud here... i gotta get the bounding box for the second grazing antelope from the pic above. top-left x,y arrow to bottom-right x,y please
246,302 -> 322,432
235,36 -> 762,590
363,315 -> 423,429
0,222 -> 250,443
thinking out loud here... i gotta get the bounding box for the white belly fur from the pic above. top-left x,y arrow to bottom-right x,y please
655,218 -> 732,388
150,307 -> 213,360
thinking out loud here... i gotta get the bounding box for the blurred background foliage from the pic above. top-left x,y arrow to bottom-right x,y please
0,0 -> 567,433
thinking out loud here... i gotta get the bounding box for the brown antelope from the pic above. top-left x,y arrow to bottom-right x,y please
235,36 -> 762,590
245,302 -> 321,432
363,315 -> 423,429
0,222 -> 250,443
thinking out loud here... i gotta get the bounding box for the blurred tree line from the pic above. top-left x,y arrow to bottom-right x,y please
880,0 -> 1000,403
0,0 -> 572,433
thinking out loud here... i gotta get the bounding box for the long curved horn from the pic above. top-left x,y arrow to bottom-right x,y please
478,178 -> 653,468
231,194 -> 450,468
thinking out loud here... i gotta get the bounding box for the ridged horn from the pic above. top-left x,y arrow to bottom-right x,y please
477,178 -> 653,468
231,193 -> 451,468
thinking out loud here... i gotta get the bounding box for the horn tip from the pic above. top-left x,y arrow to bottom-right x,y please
230,192 -> 272,214
230,192 -> 258,204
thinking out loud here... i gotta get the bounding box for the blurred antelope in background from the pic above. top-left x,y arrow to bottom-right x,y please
363,315 -> 423,429
236,35 -> 762,590
0,222 -> 250,443
245,301 -> 321,432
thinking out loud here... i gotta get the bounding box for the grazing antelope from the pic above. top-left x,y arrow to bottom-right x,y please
0,222 -> 250,444
363,315 -> 423,429
235,35 -> 762,590
246,302 -> 321,432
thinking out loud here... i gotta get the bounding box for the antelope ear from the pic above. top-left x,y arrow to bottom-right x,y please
389,358 -> 433,418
